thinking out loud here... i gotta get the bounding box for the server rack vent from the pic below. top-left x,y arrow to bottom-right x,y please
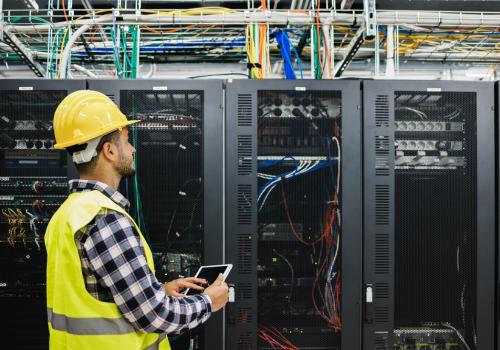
375,95 -> 390,127
375,184 -> 390,225
238,94 -> 253,126
374,334 -> 389,350
237,234 -> 252,274
237,184 -> 253,224
374,232 -> 390,275
237,282 -> 253,299
237,135 -> 253,175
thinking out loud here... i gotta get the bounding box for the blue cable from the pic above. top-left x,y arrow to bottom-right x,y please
257,159 -> 337,198
257,156 -> 299,198
273,29 -> 296,79
285,35 -> 304,79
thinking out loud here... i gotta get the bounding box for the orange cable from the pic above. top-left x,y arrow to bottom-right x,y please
61,0 -> 69,22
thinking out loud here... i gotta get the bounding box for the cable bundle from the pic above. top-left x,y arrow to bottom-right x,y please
273,29 -> 304,79
258,135 -> 342,331
2,208 -> 27,248
246,22 -> 270,79
257,326 -> 299,350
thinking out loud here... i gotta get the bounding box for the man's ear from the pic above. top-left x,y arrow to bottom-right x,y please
101,142 -> 117,161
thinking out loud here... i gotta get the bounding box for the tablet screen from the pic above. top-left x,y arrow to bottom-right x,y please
185,265 -> 230,295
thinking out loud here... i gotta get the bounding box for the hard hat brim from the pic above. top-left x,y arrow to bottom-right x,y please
53,119 -> 141,149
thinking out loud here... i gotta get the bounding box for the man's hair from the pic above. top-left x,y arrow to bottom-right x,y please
66,130 -> 121,174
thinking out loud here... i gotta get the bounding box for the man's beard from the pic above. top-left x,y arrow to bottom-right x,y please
115,152 -> 135,177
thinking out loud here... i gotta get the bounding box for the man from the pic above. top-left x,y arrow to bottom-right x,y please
45,90 -> 228,350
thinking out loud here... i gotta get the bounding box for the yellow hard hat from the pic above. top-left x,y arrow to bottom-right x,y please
53,90 -> 140,149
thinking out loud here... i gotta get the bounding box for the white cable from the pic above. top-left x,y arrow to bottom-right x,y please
257,161 -> 300,202
328,233 -> 340,282
273,249 -> 295,306
59,15 -> 110,78
258,162 -> 304,211
395,106 -> 427,119
441,323 -> 471,350
257,160 -> 306,202
72,63 -> 98,78
258,160 -> 318,211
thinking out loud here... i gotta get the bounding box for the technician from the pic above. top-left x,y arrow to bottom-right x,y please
45,90 -> 228,350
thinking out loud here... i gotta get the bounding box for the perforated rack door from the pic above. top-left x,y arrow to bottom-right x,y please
362,80 -> 495,350
225,79 -> 362,350
0,79 -> 86,350
87,79 -> 224,350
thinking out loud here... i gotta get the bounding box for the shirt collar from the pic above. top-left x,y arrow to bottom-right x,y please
68,179 -> 130,210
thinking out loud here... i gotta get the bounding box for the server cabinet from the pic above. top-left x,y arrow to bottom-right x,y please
88,80 -> 224,350
225,79 -> 362,350
0,79 -> 86,349
362,80 -> 495,350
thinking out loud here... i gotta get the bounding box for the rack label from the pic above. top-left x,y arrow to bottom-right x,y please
19,86 -> 34,91
153,86 -> 168,91
295,86 -> 306,91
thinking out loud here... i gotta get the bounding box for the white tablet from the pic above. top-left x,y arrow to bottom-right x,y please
184,264 -> 233,295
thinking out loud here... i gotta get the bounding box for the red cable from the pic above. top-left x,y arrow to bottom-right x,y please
280,181 -> 325,245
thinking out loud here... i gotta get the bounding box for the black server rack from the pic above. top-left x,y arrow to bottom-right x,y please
362,80 -> 495,350
225,79 -> 362,350
0,79 -> 86,349
87,79 -> 224,350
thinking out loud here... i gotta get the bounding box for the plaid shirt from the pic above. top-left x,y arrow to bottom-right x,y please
70,179 -> 212,334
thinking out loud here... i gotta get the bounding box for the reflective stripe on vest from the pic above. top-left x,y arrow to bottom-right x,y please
47,308 -> 136,335
144,334 -> 167,350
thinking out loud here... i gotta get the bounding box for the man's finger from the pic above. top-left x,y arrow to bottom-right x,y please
179,281 -> 205,291
184,277 -> 208,285
213,273 -> 224,286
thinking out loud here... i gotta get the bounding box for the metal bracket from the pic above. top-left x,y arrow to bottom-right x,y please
333,25 -> 365,77
363,0 -> 376,39
2,26 -> 45,77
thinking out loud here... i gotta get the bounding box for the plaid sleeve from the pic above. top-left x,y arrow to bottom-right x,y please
83,212 -> 212,334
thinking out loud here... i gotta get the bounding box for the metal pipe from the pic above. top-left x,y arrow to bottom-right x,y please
385,24 -> 394,76
6,10 -> 500,31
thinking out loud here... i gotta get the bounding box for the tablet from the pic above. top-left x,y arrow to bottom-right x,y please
184,264 -> 233,295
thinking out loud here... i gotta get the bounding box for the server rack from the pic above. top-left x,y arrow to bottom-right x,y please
87,79 -> 224,350
362,80 -> 495,350
0,79 -> 86,349
225,79 -> 362,350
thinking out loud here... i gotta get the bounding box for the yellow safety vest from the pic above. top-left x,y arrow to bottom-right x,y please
45,190 -> 171,350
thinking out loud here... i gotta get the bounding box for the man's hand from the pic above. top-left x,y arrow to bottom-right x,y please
163,277 -> 208,297
203,274 -> 229,312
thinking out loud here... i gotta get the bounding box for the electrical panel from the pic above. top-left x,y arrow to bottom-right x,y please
0,80 -> 85,349
87,80 -> 224,350
225,80 -> 362,350
362,81 -> 495,350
